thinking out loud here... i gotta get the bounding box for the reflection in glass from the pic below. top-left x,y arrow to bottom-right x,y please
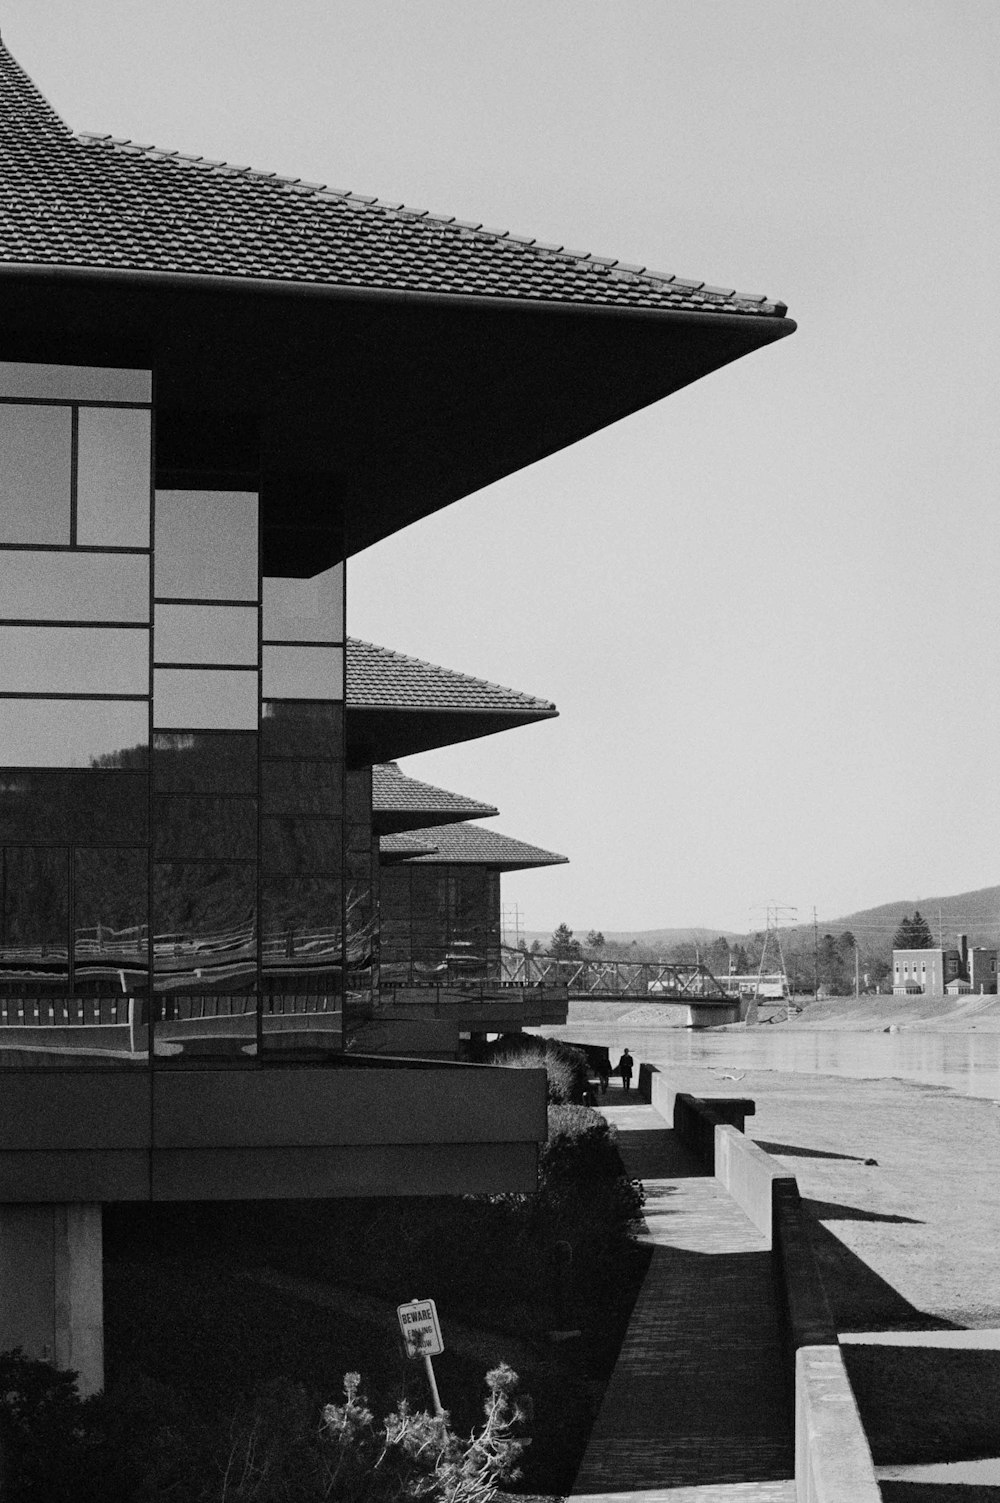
261,759 -> 340,817
0,404 -> 72,544
262,564 -> 344,643
0,699 -> 148,768
154,604 -> 258,665
154,795 -> 257,860
154,491 -> 258,601
76,407 -> 151,547
261,701 -> 341,759
152,861 -> 256,1000
72,772 -> 149,845
0,551 -> 149,623
153,668 -> 257,730
0,847 -> 69,983
0,625 -> 148,695
154,732 -> 257,795
262,817 -> 340,875
261,874 -> 343,1053
0,363 -> 150,403
0,772 -> 69,844
73,848 -> 148,992
262,646 -> 343,702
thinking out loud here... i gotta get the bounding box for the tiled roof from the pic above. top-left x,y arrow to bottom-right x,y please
373,763 -> 498,821
0,37 -> 788,319
347,639 -> 557,718
380,821 -> 567,870
379,833 -> 440,862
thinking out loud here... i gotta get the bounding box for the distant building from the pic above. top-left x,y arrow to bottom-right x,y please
893,933 -> 998,997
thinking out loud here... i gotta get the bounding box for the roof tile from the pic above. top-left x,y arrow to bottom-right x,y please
346,638 -> 557,717
380,821 -> 567,869
372,763 -> 498,821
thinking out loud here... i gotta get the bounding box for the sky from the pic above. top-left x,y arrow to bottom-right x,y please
7,1 -> 1000,935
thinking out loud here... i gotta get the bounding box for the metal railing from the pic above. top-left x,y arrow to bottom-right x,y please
499,948 -> 728,998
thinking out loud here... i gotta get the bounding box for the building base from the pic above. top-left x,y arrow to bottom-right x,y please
0,1203 -> 103,1396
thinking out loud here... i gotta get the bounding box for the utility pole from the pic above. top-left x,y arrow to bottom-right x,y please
813,906 -> 819,1001
855,943 -> 860,998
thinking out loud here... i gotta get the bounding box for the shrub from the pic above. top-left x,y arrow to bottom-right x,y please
481,1033 -> 590,1104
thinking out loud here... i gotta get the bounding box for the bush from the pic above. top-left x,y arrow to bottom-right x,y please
480,1034 -> 590,1105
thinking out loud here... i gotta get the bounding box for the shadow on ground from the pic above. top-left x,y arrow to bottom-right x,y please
844,1345 -> 1000,1467
803,1196 -> 923,1225
807,1219 -> 963,1332
756,1139 -> 869,1162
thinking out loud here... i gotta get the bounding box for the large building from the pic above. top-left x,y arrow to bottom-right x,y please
0,30 -> 793,1392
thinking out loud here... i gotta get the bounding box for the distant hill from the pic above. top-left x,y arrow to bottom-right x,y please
513,885 -> 1000,954
800,885 -> 1000,950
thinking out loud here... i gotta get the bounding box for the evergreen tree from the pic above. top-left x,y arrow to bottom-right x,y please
550,923 -> 582,960
892,911 -> 936,949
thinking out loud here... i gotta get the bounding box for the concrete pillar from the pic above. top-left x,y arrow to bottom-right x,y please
0,1204 -> 103,1396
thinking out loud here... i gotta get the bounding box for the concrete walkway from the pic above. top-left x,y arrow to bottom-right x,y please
572,1097 -> 794,1503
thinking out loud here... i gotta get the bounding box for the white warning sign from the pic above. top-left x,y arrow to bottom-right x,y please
397,1298 -> 444,1359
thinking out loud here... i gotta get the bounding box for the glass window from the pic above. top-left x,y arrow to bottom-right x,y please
261,759 -> 340,817
0,772 -> 69,844
73,848 -> 148,989
262,817 -> 341,875
0,699 -> 148,768
0,363 -> 150,403
345,768 -> 372,822
261,701 -> 341,759
261,876 -> 341,973
154,604 -> 258,666
154,491 -> 258,601
154,732 -> 257,795
262,645 -> 343,701
71,771 -> 149,845
0,551 -> 149,623
154,795 -> 257,861
262,564 -> 344,643
153,668 -> 257,730
0,404 -> 72,544
152,861 -> 256,991
0,847 -> 68,959
0,625 -> 148,695
76,407 -> 151,547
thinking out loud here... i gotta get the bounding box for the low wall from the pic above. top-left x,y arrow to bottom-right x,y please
714,1123 -> 792,1244
795,1346 -> 881,1503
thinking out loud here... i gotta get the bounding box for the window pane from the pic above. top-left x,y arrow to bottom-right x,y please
262,817 -> 341,875
0,699 -> 148,768
0,847 -> 68,963
154,795 -> 257,861
153,668 -> 257,730
154,604 -> 258,665
73,848 -> 148,991
152,861 -> 256,991
0,772 -> 69,843
0,625 -> 148,695
0,363 -> 150,403
261,701 -> 341,758
261,875 -> 342,1049
0,551 -> 149,623
154,732 -> 257,795
262,564 -> 344,643
154,491 -> 258,601
0,404 -> 72,544
262,759 -> 340,816
345,768 -> 371,822
76,407 -> 151,547
262,645 -> 343,701
71,771 -> 149,845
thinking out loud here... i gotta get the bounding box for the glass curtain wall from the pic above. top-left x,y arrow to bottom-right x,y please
0,360 -> 348,1070
379,864 -> 501,987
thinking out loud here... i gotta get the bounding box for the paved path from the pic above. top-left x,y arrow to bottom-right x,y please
572,1099 -> 794,1503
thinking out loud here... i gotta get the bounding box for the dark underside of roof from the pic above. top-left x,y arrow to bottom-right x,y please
0,270 -> 794,570
347,705 -> 555,766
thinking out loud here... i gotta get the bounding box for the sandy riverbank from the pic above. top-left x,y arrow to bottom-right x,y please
555,994 -> 1000,1032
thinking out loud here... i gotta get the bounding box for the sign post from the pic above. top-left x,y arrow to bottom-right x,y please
397,1297 -> 445,1415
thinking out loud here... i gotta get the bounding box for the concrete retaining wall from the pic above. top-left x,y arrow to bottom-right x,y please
795,1346 -> 880,1503
714,1123 -> 793,1244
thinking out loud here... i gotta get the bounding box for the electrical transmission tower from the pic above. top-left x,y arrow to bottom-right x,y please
751,903 -> 797,1019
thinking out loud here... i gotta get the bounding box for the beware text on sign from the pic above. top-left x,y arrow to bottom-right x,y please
397,1298 -> 444,1359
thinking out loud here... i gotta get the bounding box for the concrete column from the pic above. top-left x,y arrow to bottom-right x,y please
0,1203 -> 103,1396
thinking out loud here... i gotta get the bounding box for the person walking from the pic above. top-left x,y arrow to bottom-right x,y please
617,1048 -> 633,1092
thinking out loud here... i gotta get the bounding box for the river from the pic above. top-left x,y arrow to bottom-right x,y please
542,1013 -> 1000,1101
